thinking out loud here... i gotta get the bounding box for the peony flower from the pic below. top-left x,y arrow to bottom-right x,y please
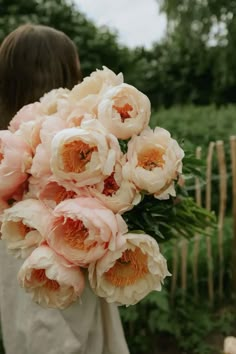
50,119 -> 122,189
30,116 -> 68,179
30,144 -> 51,178
1,199 -> 51,258
86,162 -> 140,214
89,233 -> 170,305
123,127 -> 184,199
224,337 -> 236,354
9,102 -> 43,133
40,88 -> 70,116
0,199 -> 9,238
70,66 -> 123,103
0,131 -> 32,199
97,83 -> 150,139
18,244 -> 85,309
39,179 -> 77,208
66,108 -> 95,128
46,197 -> 127,267
40,115 -> 68,150
16,115 -> 46,152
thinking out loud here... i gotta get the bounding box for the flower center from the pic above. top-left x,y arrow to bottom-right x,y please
113,103 -> 133,122
63,218 -> 94,250
138,148 -> 165,171
104,247 -> 148,287
42,182 -> 76,204
18,221 -> 33,239
102,172 -> 120,196
62,140 -> 97,173
31,269 -> 60,291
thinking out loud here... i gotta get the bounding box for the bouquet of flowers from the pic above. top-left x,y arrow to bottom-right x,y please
0,67 -> 212,309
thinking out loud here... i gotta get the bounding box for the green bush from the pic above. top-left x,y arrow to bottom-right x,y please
120,218 -> 234,354
150,105 -> 236,146
150,105 -> 236,214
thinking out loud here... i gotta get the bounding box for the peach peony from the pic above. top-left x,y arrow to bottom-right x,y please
123,127 -> 184,199
9,102 -> 43,133
70,66 -> 123,103
18,244 -> 85,309
89,233 -> 170,305
86,162 -> 140,214
50,119 -> 122,189
1,199 -> 51,258
40,88 -> 70,116
46,197 -> 127,267
0,131 -> 32,199
97,83 -> 150,139
39,179 -> 77,208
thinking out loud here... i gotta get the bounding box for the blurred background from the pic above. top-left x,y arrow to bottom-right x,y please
1,1 -> 236,353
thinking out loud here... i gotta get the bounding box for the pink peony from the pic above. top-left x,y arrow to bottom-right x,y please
18,244 -> 85,309
1,199 -> 51,258
9,102 -> 43,133
46,197 -> 127,267
0,131 -> 32,199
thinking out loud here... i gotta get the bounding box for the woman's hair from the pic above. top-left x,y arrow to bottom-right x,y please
0,24 -> 82,128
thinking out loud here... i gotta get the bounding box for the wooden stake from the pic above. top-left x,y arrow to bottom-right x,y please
170,241 -> 179,304
216,141 -> 227,299
193,147 -> 202,300
205,142 -> 215,304
230,136 -> 236,295
181,239 -> 188,300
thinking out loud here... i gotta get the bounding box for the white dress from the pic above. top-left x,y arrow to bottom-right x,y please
0,243 -> 130,354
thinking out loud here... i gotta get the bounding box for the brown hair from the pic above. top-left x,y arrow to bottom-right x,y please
0,24 -> 82,128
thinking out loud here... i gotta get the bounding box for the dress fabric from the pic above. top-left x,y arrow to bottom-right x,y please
0,243 -> 130,354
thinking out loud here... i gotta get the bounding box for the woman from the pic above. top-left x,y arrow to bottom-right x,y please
0,24 -> 130,354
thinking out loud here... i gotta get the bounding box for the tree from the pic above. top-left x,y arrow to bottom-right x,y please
0,0 -> 130,77
157,0 -> 236,105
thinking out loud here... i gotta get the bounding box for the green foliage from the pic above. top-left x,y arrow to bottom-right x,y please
0,0 -> 130,78
123,191 -> 215,243
150,105 -> 236,146
120,218 -> 235,354
150,105 -> 236,213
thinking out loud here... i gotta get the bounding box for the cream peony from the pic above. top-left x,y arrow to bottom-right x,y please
86,162 -> 140,214
18,244 -> 85,309
89,233 -> 170,305
224,337 -> 236,354
40,88 -> 70,116
46,197 -> 127,267
1,199 -> 51,258
50,119 -> 122,189
123,127 -> 184,199
70,66 -> 123,103
97,83 -> 151,139
0,131 -> 32,199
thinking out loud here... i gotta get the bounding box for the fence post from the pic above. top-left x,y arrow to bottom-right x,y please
206,142 -> 215,305
230,136 -> 236,296
216,141 -> 227,299
193,146 -> 202,300
170,242 -> 179,304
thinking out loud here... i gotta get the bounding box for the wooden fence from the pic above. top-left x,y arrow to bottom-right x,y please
170,135 -> 236,304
